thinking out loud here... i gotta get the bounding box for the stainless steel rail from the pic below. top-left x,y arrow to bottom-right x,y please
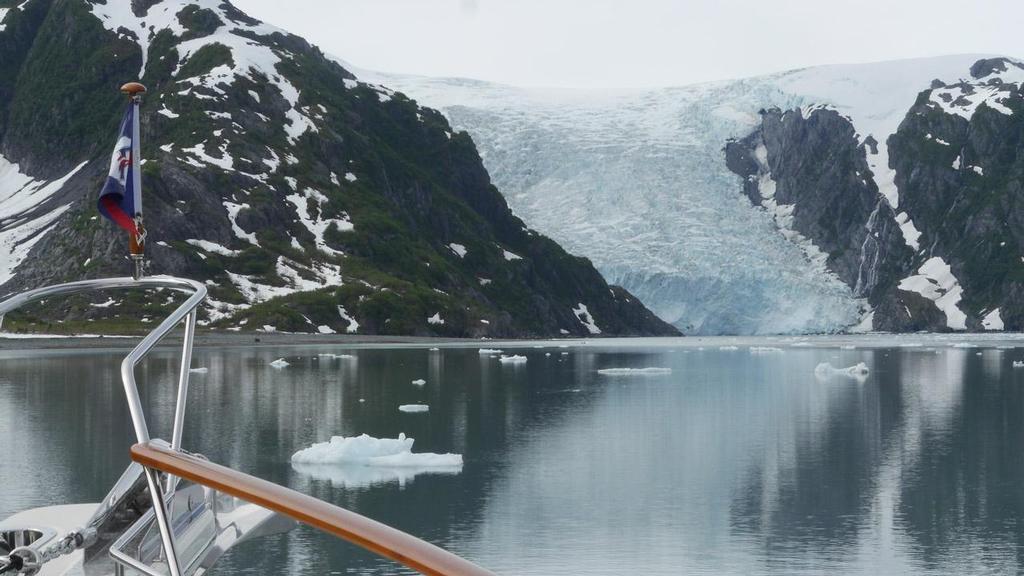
0,275 -> 207,576
132,442 -> 497,576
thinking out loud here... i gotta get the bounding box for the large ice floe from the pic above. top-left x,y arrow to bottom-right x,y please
291,433 -> 463,488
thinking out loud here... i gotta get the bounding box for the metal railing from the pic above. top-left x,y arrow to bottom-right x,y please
0,275 -> 205,576
0,276 -> 496,576
131,442 -> 496,576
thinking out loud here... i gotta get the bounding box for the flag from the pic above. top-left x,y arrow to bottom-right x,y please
98,103 -> 142,240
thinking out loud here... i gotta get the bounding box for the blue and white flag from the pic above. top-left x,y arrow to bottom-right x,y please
98,103 -> 142,239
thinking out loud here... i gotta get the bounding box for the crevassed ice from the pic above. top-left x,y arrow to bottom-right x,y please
366,73 -> 855,334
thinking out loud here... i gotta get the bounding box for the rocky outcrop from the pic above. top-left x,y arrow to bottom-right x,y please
726,58 -> 1024,332
726,107 -> 914,303
889,57 -> 1024,331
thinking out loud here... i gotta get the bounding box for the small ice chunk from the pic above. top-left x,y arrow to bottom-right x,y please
750,347 -> 784,353
951,342 -> 976,348
1013,361 -> 1024,368
479,348 -> 504,354
448,243 -> 467,258
188,367 -> 209,374
499,355 -> 527,364
411,378 -> 426,386
718,346 -> 739,351
399,404 -> 429,413
597,367 -> 672,376
814,362 -> 870,381
318,353 -> 355,360
270,358 -> 290,368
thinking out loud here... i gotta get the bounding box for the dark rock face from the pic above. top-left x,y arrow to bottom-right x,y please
726,58 -> 1024,332
0,0 -> 678,337
889,58 -> 1024,330
725,108 -> 913,315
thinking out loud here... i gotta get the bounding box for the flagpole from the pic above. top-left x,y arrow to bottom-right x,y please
121,82 -> 146,280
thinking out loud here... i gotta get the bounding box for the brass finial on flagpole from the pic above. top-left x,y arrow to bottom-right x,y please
122,82 -> 147,279
121,82 -> 147,96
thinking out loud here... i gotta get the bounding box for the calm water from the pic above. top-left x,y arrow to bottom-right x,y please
3,337 -> 1024,575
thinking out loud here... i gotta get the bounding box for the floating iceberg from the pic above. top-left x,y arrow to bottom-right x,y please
291,433 -> 459,466
188,367 -> 208,374
479,348 -> 504,354
411,378 -> 426,386
718,346 -> 739,351
291,433 -> 463,488
597,367 -> 672,376
399,404 -> 429,413
291,462 -> 461,488
1013,361 -> 1024,368
318,353 -> 355,360
499,355 -> 527,364
269,358 -> 290,368
815,362 -> 870,381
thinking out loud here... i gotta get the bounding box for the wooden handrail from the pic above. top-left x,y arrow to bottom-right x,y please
130,442 -> 496,576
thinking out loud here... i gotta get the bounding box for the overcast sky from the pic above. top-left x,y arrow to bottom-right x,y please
233,0 -> 1024,89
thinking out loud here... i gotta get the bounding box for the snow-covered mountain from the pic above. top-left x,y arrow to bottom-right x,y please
366,54 -> 1023,334
0,0 -> 676,337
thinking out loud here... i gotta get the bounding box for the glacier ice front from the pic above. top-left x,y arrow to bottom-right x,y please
365,55 -> 986,335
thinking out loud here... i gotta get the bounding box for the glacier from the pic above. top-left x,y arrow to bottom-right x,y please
361,55 -> 988,335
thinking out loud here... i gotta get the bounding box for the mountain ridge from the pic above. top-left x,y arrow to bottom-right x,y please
0,0 -> 678,338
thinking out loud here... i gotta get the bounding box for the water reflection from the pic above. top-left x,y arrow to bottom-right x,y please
2,341 -> 1024,574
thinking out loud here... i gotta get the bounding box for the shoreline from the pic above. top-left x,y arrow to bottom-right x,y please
4,330 -> 1024,353
0,331 -> 478,351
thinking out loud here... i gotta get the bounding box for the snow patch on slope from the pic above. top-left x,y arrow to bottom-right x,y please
88,0 -> 318,145
286,187 -> 352,256
982,309 -> 1004,331
573,303 -> 601,335
898,257 -> 967,330
0,157 -> 88,285
337,305 -> 359,333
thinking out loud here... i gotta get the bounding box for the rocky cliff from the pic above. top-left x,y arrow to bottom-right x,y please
725,58 -> 1024,332
0,0 -> 677,337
